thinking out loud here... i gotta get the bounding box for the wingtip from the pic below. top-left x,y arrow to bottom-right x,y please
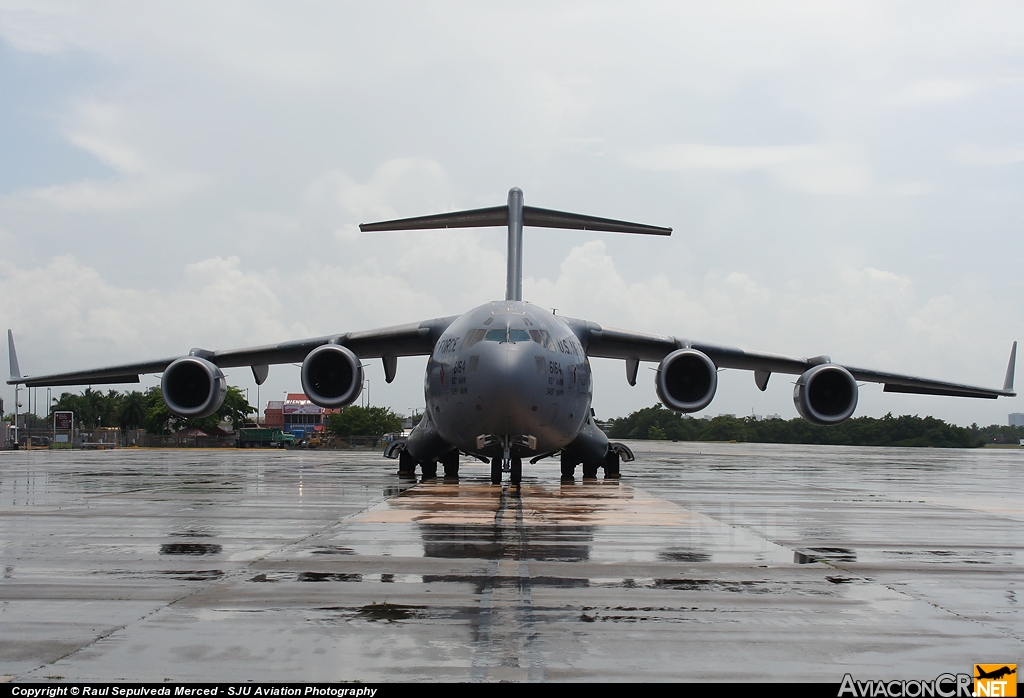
1003,340 -> 1016,392
7,329 -> 21,381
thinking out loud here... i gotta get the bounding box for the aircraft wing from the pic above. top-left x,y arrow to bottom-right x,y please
565,319 -> 1017,399
7,317 -> 458,387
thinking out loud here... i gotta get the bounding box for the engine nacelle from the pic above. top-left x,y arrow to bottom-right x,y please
161,356 -> 227,418
655,349 -> 718,413
300,344 -> 363,408
793,364 -> 858,425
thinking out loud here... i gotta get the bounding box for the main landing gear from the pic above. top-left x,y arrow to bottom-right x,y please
387,440 -> 633,483
559,444 -> 628,480
396,445 -> 451,480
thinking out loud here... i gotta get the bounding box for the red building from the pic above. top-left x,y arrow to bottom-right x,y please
265,394 -> 338,437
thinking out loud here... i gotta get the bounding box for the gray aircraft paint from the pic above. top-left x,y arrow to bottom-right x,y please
416,300 -> 593,459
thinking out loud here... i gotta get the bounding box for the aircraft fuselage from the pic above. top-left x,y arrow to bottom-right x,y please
423,300 -> 593,459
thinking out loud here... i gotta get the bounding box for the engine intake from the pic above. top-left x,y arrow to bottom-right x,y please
161,356 -> 227,418
655,349 -> 718,413
301,344 -> 363,408
793,364 -> 858,425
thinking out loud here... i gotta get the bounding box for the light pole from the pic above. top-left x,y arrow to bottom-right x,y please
13,383 -> 19,448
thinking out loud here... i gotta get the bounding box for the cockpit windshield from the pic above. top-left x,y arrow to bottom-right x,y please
468,326 -> 553,345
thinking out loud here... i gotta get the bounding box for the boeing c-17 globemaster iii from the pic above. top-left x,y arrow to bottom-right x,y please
7,188 -> 1018,484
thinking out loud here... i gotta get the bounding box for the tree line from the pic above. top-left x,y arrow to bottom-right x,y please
325,405 -> 404,441
3,388 -> 406,440
4,387 -> 254,434
604,405 -> 1024,448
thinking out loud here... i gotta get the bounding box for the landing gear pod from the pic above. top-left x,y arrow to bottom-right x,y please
300,344 -> 363,408
655,349 -> 718,413
793,364 -> 858,425
161,357 -> 227,418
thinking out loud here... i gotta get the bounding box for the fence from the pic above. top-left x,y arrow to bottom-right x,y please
140,434 -> 238,448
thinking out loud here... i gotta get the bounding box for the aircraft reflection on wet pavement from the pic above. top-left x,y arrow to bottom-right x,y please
7,188 -> 1017,485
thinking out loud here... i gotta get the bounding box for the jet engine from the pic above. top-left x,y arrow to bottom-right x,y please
161,356 -> 227,418
300,344 -> 363,408
793,364 -> 858,425
655,349 -> 718,412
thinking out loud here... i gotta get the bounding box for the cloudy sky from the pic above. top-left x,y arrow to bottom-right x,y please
1,2 -> 1022,426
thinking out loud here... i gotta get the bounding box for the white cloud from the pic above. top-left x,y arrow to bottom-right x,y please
887,182 -> 932,197
622,143 -> 869,195
528,240 -> 1000,376
14,172 -> 214,212
305,158 -> 457,230
889,79 -> 975,107
954,144 -> 1024,166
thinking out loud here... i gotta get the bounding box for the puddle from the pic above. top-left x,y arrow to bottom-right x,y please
420,523 -> 592,561
309,546 -> 356,556
159,543 -> 223,556
297,572 -> 362,582
657,548 -> 713,563
169,529 -> 214,538
794,547 -> 856,564
92,568 -> 225,581
162,570 -> 224,581
877,549 -> 1010,564
355,602 -> 425,622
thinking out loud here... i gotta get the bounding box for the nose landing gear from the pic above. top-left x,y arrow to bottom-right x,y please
489,438 -> 523,486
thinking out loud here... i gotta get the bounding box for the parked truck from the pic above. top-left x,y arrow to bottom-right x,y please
237,428 -> 295,448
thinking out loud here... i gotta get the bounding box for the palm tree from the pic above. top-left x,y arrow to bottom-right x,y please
119,391 -> 148,431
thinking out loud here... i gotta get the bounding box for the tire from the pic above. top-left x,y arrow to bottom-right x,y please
398,448 -> 416,477
510,457 -> 522,485
560,452 -> 577,479
421,460 -> 438,480
442,450 -> 459,478
490,457 -> 502,484
604,449 -> 621,478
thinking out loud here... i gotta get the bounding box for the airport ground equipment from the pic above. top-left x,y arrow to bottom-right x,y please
238,428 -> 295,448
6,189 -> 1018,483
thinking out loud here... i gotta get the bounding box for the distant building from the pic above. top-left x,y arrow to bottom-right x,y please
266,393 -> 339,438
265,401 -> 284,428
1009,413 -> 1024,427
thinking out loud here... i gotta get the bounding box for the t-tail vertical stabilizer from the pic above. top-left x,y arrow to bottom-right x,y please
359,188 -> 672,301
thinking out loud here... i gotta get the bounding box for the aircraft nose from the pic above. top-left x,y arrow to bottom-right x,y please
477,341 -> 540,435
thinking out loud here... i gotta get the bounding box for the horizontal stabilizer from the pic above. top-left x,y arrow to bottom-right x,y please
360,189 -> 672,302
523,206 -> 671,235
360,205 -> 672,235
360,206 -> 506,232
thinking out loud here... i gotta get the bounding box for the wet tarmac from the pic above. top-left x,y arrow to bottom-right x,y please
0,442 -> 1021,682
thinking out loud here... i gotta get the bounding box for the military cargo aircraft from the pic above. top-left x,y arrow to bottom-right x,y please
7,188 -> 1018,484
